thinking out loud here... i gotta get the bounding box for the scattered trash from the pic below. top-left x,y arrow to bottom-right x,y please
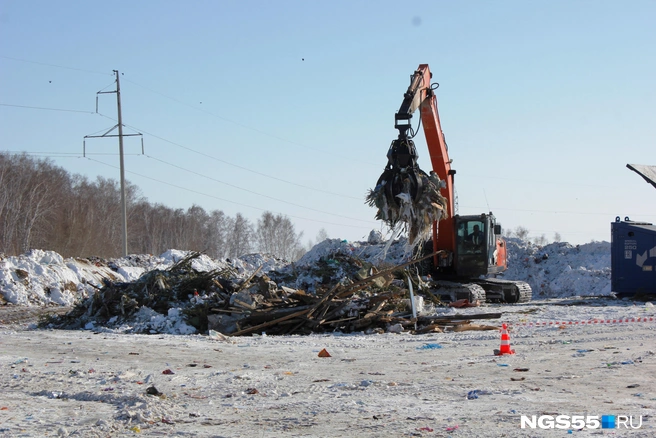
511,377 -> 525,381
416,427 -> 434,432
445,425 -> 459,432
467,390 -> 479,399
146,386 -> 163,396
417,343 -> 442,350
513,368 -> 529,372
448,299 -> 480,308
318,348 -> 331,358
627,384 -> 640,388
208,329 -> 231,341
162,369 -> 175,374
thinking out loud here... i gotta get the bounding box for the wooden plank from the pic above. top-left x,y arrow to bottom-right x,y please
236,265 -> 263,292
418,312 -> 502,321
230,307 -> 311,336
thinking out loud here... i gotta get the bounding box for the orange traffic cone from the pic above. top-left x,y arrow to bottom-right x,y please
495,323 -> 515,355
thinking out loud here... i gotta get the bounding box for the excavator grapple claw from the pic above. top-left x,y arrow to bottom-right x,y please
366,136 -> 448,245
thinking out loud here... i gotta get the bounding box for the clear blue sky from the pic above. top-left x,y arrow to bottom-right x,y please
1,0 -> 654,246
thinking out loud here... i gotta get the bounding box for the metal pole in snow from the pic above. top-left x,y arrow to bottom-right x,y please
407,274 -> 417,331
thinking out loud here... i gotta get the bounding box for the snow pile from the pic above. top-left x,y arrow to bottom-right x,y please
1,238 -> 615,308
272,238 -> 413,294
232,252 -> 289,275
83,306 -> 198,335
0,249 -> 120,306
0,249 -> 283,307
0,236 -> 620,336
503,239 -> 611,299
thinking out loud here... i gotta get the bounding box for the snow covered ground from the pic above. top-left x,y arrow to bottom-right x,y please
1,238 -> 655,437
1,300 -> 655,437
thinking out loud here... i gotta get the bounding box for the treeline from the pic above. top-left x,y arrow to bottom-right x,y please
0,153 -> 308,260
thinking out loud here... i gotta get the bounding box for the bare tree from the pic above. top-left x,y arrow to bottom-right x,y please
553,232 -> 562,243
0,153 -> 312,260
514,226 -> 530,241
206,210 -> 229,259
255,211 -> 304,261
226,213 -> 254,258
533,234 -> 548,246
184,205 -> 209,252
0,154 -> 68,254
316,228 -> 329,243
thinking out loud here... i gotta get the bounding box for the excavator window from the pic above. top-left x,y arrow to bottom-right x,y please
458,220 -> 486,254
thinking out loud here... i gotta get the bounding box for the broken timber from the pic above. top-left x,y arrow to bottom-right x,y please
229,251 -> 465,336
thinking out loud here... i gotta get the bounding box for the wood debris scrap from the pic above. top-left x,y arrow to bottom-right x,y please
44,251 -> 503,336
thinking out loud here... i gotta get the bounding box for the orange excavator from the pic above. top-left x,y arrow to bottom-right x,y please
367,64 -> 531,303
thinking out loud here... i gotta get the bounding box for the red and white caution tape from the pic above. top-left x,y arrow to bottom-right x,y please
510,317 -> 655,327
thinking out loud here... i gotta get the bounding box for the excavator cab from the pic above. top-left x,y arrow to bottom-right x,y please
453,214 -> 506,278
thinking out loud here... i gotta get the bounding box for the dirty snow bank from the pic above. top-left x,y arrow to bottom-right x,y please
502,239 -> 611,299
0,249 -> 283,306
1,238 -> 613,308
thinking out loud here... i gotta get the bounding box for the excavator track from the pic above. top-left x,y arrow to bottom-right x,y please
427,280 -> 487,303
475,278 -> 532,304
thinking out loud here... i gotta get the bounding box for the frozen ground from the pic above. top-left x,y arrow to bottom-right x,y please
0,299 -> 655,437
1,238 -> 654,437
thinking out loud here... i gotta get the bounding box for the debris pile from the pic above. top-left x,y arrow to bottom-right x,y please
45,246 -> 501,336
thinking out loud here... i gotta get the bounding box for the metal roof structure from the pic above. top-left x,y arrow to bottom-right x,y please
627,164 -> 656,191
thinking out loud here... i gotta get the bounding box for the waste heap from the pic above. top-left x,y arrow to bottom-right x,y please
45,246 -> 500,336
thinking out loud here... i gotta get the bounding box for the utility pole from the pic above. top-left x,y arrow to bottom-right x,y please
84,70 -> 143,257
115,70 -> 128,257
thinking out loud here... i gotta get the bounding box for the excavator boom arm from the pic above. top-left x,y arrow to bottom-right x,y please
397,65 -> 455,252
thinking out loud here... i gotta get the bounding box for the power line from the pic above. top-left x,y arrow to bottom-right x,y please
3,151 -> 140,157
142,153 -> 371,223
466,173 -> 617,189
2,58 -> 379,197
85,156 -> 374,230
0,55 -> 111,76
460,205 -> 656,217
122,76 -> 380,167
96,112 -> 363,201
3,56 -> 377,165
0,103 -> 95,114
